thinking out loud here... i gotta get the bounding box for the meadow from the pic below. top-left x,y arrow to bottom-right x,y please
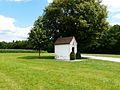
0,52 -> 120,90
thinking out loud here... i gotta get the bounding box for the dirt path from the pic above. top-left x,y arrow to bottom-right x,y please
82,55 -> 120,62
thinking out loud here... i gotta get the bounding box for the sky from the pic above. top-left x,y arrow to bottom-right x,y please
0,0 -> 120,42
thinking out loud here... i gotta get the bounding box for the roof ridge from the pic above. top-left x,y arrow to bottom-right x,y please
60,36 -> 74,38
55,36 -> 75,45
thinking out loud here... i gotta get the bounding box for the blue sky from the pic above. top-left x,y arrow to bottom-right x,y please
0,0 -> 120,42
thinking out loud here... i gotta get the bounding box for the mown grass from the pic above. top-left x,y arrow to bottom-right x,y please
0,49 -> 47,53
0,53 -> 120,90
82,53 -> 120,58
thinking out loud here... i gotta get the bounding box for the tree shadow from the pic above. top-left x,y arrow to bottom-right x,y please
18,55 -> 54,60
18,54 -> 88,61
81,57 -> 89,59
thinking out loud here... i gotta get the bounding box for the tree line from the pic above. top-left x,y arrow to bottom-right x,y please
0,40 -> 52,53
0,40 -> 32,49
84,24 -> 120,54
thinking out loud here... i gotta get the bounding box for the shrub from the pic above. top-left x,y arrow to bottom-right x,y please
70,51 -> 76,60
76,51 -> 81,59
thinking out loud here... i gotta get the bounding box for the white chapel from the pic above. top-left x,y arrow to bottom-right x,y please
55,36 -> 77,60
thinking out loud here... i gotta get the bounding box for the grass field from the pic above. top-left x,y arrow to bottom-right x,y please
0,53 -> 120,90
83,53 -> 120,58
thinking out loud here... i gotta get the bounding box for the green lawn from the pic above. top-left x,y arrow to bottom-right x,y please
0,53 -> 120,90
82,53 -> 120,58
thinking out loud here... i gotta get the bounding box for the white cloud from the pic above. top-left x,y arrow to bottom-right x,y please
47,0 -> 53,3
110,22 -> 120,26
102,0 -> 120,13
112,13 -> 120,19
102,0 -> 120,25
102,0 -> 120,8
110,13 -> 120,25
0,15 -> 32,42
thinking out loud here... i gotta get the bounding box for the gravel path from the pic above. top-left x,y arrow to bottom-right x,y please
82,55 -> 120,62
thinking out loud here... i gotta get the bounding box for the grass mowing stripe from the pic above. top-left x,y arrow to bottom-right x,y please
0,53 -> 120,90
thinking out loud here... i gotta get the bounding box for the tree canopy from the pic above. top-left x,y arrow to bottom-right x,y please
83,24 -> 120,54
28,16 -> 48,56
43,0 -> 108,50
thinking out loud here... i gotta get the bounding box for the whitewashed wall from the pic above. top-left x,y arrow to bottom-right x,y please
55,44 -> 70,60
55,37 -> 77,60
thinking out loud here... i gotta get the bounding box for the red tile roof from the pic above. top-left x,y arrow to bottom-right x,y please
55,36 -> 74,45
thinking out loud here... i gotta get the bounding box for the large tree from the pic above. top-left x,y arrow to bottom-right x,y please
43,0 -> 108,52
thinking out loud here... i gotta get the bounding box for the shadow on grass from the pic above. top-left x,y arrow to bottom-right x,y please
18,55 -> 88,60
81,57 -> 89,59
18,56 -> 54,60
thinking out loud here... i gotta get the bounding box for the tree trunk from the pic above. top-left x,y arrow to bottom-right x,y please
39,49 -> 40,57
